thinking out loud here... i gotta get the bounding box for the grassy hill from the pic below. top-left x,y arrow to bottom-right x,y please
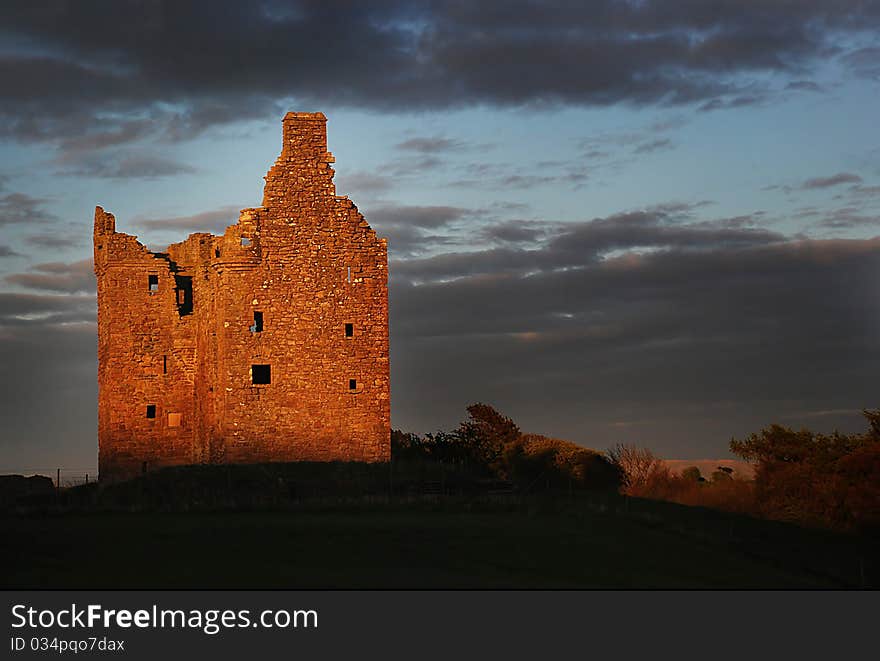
2,462 -> 874,589
2,498 -> 875,588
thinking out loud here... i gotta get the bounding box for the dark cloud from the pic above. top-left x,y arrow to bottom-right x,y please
395,137 -> 465,153
847,184 -> 880,199
381,155 -> 445,178
366,203 -> 546,257
577,118 -> 685,171
842,46 -> 880,79
0,245 -> 20,258
25,233 -> 84,249
336,171 -> 395,195
0,272 -> 98,467
366,204 -> 473,257
449,161 -> 590,190
4,259 -> 95,294
767,172 -> 874,197
786,80 -> 823,92
56,151 -> 197,179
633,138 -> 673,154
0,192 -> 58,226
1,0 -> 878,151
368,204 -> 468,230
393,204 -> 777,283
816,207 -> 880,230
389,217 -> 880,451
135,205 -> 241,235
697,94 -> 767,112
56,120 -> 156,155
0,317 -> 97,469
802,172 -> 864,189
478,220 -> 555,247
0,291 -> 95,328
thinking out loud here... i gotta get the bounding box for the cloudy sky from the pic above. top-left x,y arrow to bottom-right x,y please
1,1 -> 879,474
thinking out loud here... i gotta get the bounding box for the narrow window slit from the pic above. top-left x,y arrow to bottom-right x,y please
349,378 -> 357,390
250,311 -> 264,333
345,323 -> 353,338
146,404 -> 156,419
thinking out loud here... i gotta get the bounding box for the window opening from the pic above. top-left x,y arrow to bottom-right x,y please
174,275 -> 193,316
250,311 -> 264,333
251,364 -> 271,385
345,323 -> 353,337
148,274 -> 158,292
146,404 -> 156,418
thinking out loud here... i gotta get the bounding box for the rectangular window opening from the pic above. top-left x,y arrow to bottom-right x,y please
349,378 -> 357,390
344,323 -> 353,338
174,275 -> 193,316
346,266 -> 351,283
146,404 -> 156,419
148,274 -> 158,292
252,364 -> 271,385
241,236 -> 251,247
250,311 -> 264,333
163,355 -> 167,374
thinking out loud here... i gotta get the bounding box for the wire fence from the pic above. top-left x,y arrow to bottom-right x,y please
0,468 -> 97,488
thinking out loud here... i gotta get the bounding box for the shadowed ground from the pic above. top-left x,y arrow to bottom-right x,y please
0,505 -> 862,588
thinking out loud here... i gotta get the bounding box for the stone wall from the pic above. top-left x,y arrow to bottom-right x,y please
94,112 -> 390,482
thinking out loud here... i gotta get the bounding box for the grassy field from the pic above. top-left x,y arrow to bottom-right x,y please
1,502 -> 868,588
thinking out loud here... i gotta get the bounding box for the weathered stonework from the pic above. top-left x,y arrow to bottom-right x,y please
94,112 -> 390,481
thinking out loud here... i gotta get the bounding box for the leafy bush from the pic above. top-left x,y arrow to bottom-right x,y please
729,410 -> 880,531
393,403 -> 622,493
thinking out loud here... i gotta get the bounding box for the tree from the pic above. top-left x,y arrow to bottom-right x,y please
681,466 -> 703,482
513,434 -> 623,492
391,429 -> 425,460
710,466 -> 733,483
607,443 -> 666,493
729,410 -> 880,530
455,403 -> 522,476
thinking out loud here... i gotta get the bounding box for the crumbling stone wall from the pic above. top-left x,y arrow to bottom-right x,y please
94,112 -> 390,481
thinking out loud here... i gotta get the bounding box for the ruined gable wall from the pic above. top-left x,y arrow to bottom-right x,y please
213,113 -> 390,462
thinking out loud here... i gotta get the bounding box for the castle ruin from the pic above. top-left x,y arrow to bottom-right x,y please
93,112 -> 390,481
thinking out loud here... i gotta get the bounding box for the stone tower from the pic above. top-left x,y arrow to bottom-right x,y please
93,112 -> 390,481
